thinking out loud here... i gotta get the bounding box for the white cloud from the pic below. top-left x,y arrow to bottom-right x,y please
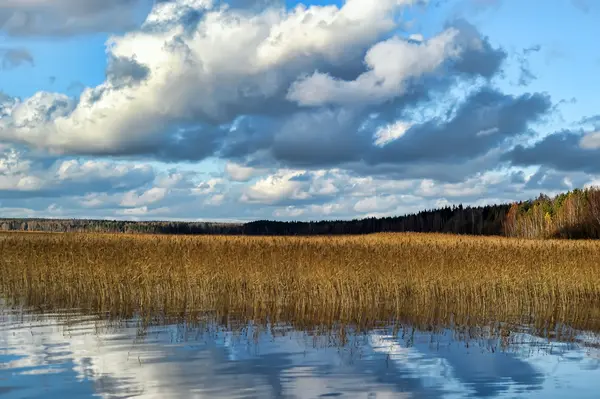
273,206 -> 305,218
240,168 -> 346,205
416,178 -> 488,198
580,131 -> 600,149
0,0 -> 416,156
0,147 -> 154,195
476,127 -> 499,137
354,195 -> 400,213
79,193 -> 114,209
241,169 -> 308,204
408,33 -> 424,42
204,193 -> 225,206
144,0 -> 213,28
118,206 -> 149,216
225,162 -> 265,182
55,159 -> 152,183
154,172 -> 189,189
0,0 -> 580,222
120,187 -> 168,207
0,149 -> 47,191
1,151 -> 595,221
193,178 -> 226,195
373,121 -> 412,147
287,29 -> 462,107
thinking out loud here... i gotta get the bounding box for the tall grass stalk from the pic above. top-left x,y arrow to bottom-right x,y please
1,232 -> 600,332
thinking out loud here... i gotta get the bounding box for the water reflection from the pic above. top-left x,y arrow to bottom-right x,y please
0,308 -> 599,398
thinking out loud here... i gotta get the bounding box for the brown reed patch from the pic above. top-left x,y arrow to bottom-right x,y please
1,232 -> 600,333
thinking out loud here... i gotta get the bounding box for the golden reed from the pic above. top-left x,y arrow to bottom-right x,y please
1,232 -> 600,334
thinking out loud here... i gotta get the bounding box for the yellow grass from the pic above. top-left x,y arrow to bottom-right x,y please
1,232 -> 600,333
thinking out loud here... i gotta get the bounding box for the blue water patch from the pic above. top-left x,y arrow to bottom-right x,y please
0,309 -> 599,398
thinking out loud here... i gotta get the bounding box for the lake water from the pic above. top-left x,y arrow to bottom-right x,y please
1,307 -> 599,398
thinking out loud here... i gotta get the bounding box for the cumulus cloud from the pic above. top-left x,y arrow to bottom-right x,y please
240,168 -> 354,206
232,86 -> 549,180
0,0 -> 510,172
0,147 -> 155,199
2,0 -> 405,155
225,162 -> 266,182
2,145 -> 597,221
0,0 -> 581,221
241,170 -> 312,205
354,195 -> 402,214
120,187 -> 168,207
286,28 -> 462,107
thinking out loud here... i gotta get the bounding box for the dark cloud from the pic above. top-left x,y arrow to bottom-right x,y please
270,109 -> 370,167
219,77 -> 440,166
278,88 -> 547,167
106,55 -> 151,87
505,130 -> 600,173
447,19 -> 507,79
348,150 -> 505,183
509,170 -> 527,184
152,124 -> 225,162
216,18 -> 514,173
220,87 -> 550,183
373,88 -> 551,163
523,167 -> 589,192
1,47 -> 34,69
0,0 -> 146,36
220,116 -> 279,161
0,1 -> 556,189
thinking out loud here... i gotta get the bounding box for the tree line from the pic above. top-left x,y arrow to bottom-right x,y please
503,187 -> 600,239
2,187 -> 600,239
0,219 -> 243,235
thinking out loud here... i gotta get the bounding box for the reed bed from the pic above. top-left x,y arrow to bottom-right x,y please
1,232 -> 600,333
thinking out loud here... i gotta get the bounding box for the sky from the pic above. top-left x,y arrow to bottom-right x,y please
0,0 -> 599,222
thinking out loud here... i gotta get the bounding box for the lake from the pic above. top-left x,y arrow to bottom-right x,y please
1,306 -> 599,398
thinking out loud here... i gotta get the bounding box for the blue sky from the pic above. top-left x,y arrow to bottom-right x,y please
0,0 -> 599,221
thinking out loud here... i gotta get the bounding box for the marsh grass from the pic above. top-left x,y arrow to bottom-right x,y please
1,232 -> 600,334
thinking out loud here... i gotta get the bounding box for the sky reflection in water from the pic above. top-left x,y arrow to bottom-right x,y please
0,309 -> 599,398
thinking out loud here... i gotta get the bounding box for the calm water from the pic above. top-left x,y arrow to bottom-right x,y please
1,308 -> 600,398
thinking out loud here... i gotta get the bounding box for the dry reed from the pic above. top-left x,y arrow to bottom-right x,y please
1,232 -> 600,334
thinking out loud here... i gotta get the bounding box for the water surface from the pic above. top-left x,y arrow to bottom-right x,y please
1,308 -> 599,398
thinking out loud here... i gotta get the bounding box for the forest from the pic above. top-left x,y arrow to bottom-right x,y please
1,187 -> 600,239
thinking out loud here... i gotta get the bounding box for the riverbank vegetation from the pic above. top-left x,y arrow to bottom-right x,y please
2,232 -> 600,333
